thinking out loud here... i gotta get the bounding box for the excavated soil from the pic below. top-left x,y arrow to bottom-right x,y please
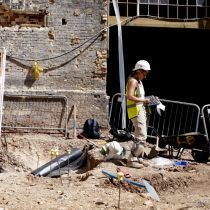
1,130 -> 210,210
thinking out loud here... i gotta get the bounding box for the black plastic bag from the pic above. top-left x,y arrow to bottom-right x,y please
109,128 -> 133,142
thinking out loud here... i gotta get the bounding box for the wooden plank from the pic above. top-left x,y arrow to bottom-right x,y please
108,16 -> 210,30
0,47 -> 6,138
73,104 -> 77,139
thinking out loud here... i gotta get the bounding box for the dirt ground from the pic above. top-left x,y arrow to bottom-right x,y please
1,130 -> 210,210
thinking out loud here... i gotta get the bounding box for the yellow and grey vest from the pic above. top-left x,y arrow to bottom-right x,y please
126,78 -> 145,119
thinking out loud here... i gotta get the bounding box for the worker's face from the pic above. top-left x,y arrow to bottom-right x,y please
135,69 -> 149,80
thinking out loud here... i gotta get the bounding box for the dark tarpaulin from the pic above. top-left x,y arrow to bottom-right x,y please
31,148 -> 84,177
47,150 -> 88,177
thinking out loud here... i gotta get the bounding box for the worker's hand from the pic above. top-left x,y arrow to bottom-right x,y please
144,98 -> 150,105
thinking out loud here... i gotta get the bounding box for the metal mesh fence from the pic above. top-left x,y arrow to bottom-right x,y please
109,0 -> 210,20
2,94 -> 68,136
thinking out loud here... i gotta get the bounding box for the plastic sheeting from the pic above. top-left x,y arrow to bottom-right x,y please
47,150 -> 87,177
31,148 -> 83,177
112,0 -> 126,129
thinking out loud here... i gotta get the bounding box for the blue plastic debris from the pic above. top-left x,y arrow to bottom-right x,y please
175,161 -> 188,166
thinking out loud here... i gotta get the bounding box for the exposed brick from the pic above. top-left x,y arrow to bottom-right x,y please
0,0 -> 109,128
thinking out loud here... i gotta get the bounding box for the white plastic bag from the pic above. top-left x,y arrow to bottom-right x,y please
150,157 -> 175,169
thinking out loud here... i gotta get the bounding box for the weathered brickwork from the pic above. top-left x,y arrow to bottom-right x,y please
0,0 -> 109,129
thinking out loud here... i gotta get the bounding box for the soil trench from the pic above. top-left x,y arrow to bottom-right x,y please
1,132 -> 210,210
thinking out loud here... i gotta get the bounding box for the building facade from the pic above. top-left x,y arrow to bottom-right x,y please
0,0 -> 109,129
1,0 -> 210,130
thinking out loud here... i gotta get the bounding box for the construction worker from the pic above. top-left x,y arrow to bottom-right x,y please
126,60 -> 151,168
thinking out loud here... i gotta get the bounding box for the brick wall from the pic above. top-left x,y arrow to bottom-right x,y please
0,0 -> 109,129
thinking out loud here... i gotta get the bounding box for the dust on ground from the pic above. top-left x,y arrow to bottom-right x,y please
1,130 -> 210,210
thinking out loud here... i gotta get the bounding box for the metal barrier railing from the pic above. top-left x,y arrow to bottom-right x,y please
109,93 -> 201,139
147,98 -> 201,138
109,93 -> 133,131
2,94 -> 68,137
201,104 -> 210,142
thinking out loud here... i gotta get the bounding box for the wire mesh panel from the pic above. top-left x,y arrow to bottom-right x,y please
2,94 -> 68,136
109,0 -> 210,20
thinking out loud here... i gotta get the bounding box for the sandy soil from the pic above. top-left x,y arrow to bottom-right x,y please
1,131 -> 210,210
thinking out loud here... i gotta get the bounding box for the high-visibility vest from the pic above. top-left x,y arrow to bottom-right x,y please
126,78 -> 144,119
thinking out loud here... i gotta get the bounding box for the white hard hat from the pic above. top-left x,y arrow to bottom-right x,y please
108,141 -> 124,155
101,141 -> 125,156
133,60 -> 151,71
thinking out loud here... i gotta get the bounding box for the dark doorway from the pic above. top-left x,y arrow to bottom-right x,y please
107,26 -> 210,107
